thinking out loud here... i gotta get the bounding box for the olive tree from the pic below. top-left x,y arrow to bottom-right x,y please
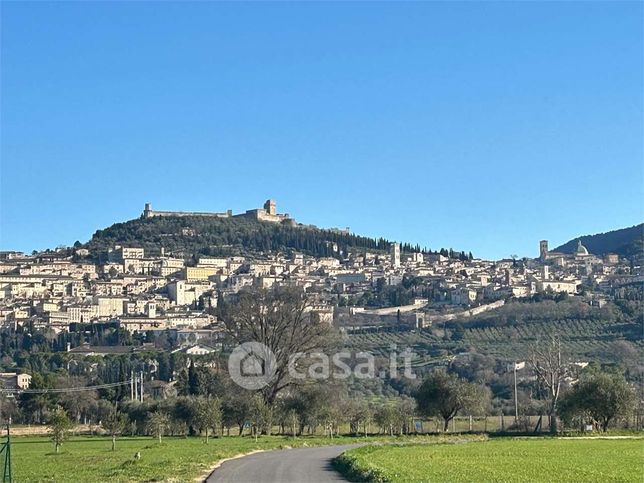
374,404 -> 397,435
146,411 -> 170,443
222,390 -> 252,436
559,373 -> 635,432
415,370 -> 488,432
102,409 -> 128,451
193,396 -> 222,443
48,407 -> 74,453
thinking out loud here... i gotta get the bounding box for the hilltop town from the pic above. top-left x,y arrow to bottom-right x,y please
0,200 -> 639,384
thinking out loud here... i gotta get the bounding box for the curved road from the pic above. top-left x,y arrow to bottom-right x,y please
206,444 -> 359,483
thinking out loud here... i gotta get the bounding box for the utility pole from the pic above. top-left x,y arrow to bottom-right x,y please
514,363 -> 519,424
139,371 -> 144,402
510,361 -> 524,425
1,423 -> 11,483
134,372 -> 138,402
130,371 -> 134,401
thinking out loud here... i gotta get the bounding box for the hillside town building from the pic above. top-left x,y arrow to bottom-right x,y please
0,208 -> 639,355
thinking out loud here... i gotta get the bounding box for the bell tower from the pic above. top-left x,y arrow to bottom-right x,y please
539,240 -> 548,261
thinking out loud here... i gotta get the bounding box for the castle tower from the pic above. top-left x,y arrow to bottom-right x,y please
264,199 -> 276,216
143,203 -> 153,218
391,243 -> 401,268
539,240 -> 548,261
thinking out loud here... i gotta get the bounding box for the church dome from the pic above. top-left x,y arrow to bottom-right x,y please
575,240 -> 589,256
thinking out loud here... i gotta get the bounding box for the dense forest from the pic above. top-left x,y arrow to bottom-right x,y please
554,223 -> 643,260
85,215 -> 462,259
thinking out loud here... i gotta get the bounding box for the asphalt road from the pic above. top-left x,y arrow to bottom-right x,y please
206,444 -> 359,483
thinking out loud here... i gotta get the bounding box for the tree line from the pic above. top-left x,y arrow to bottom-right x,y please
42,362 -> 639,455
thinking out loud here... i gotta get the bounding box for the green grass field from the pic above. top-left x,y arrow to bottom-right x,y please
10,435 -> 332,482
9,434 -> 643,482
9,433 -> 461,482
335,437 -> 644,482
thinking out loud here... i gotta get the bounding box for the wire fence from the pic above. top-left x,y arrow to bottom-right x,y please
412,414 -> 644,434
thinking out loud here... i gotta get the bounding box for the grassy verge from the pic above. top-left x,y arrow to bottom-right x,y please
333,437 -> 644,482
10,433 -> 455,482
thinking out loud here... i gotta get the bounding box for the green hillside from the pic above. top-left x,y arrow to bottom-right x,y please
86,215 -> 441,259
554,223 -> 643,259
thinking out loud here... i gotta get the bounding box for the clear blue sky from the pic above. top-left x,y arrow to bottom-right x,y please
1,2 -> 642,260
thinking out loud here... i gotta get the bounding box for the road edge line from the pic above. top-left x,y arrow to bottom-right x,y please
198,449 -> 267,482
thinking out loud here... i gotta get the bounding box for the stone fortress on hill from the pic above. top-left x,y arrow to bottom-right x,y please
143,199 -> 293,225
142,200 -> 350,234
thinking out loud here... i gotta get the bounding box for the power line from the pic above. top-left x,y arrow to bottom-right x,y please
0,379 -> 134,395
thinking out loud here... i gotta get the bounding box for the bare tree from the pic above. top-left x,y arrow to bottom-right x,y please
219,286 -> 335,406
528,335 -> 569,433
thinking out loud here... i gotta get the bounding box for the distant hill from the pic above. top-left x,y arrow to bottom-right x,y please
554,223 -> 643,259
85,215 -> 463,260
